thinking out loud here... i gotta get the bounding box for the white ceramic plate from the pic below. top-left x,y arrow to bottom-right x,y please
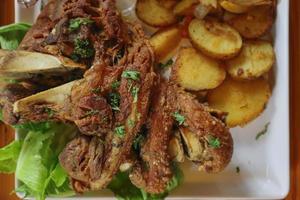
14,0 -> 290,199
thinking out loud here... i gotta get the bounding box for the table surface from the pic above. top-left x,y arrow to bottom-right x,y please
0,1 -> 299,199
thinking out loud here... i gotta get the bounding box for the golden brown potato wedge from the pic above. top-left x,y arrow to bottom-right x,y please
173,0 -> 198,16
136,0 -> 178,27
188,18 -> 242,59
173,47 -> 226,91
227,40 -> 275,80
207,78 -> 271,127
219,0 -> 250,13
150,26 -> 182,62
225,5 -> 275,39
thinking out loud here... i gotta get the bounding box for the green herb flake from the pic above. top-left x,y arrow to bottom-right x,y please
73,38 -> 95,59
131,86 -> 139,103
114,125 -> 125,137
255,122 -> 270,140
109,92 -> 121,111
91,87 -> 101,94
111,81 -> 120,90
158,59 -> 173,68
121,70 -> 140,81
173,111 -> 185,126
208,135 -> 221,148
127,119 -> 135,128
236,166 -> 240,174
132,134 -> 145,151
84,110 -> 100,117
44,107 -> 55,118
69,18 -> 94,32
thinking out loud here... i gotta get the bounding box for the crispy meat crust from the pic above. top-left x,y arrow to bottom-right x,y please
130,81 -> 174,194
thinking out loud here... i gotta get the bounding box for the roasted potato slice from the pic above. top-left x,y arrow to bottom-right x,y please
219,0 -> 250,13
207,78 -> 271,127
174,47 -> 226,90
173,0 -> 198,16
136,0 -> 178,27
161,0 -> 178,9
150,27 -> 182,62
188,18 -> 242,59
227,40 -> 275,80
225,5 -> 275,39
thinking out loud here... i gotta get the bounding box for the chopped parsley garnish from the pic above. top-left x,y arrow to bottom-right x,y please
0,78 -> 20,84
208,136 -> 221,148
72,38 -> 95,60
131,86 -> 139,103
127,119 -> 135,128
84,109 -> 100,117
114,125 -> 125,137
44,107 -> 55,118
91,87 -> 101,94
158,59 -> 173,68
109,92 -> 121,111
69,17 -> 94,32
255,122 -> 270,140
133,134 -> 145,151
173,111 -> 185,126
121,70 -> 140,81
111,81 -> 120,90
236,166 -> 240,174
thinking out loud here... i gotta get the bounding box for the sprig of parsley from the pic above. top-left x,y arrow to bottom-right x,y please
109,92 -> 121,111
131,86 -> 139,103
69,18 -> 94,32
111,81 -> 120,90
255,122 -> 270,140
173,111 -> 185,126
115,125 -> 125,137
121,70 -> 140,81
208,135 -> 221,148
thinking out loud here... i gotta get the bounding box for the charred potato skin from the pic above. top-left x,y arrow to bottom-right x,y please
226,40 -> 275,80
173,47 -> 226,91
225,5 -> 275,39
136,0 -> 178,27
207,78 -> 271,127
188,18 -> 242,60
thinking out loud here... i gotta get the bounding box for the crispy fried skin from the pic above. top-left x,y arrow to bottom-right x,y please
172,85 -> 233,173
88,25 -> 155,190
130,81 -> 174,194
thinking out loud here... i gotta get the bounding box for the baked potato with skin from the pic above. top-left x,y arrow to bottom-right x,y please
207,78 -> 271,127
188,18 -> 242,59
227,40 -> 275,80
173,0 -> 199,16
225,5 -> 275,39
173,47 -> 226,91
150,27 -> 182,62
136,0 -> 178,27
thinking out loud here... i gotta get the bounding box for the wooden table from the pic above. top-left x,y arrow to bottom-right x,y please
0,1 -> 299,199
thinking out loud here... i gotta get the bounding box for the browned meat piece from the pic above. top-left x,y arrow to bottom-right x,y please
73,94 -> 113,136
171,85 -> 233,173
59,135 -> 104,192
129,81 -> 174,194
87,25 -> 155,190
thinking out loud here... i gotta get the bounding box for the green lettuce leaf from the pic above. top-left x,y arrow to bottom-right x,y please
0,140 -> 22,173
108,163 -> 183,200
0,23 -> 31,50
15,122 -> 77,200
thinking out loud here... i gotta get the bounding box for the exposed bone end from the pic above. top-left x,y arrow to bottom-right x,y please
0,50 -> 85,77
13,81 -> 77,120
